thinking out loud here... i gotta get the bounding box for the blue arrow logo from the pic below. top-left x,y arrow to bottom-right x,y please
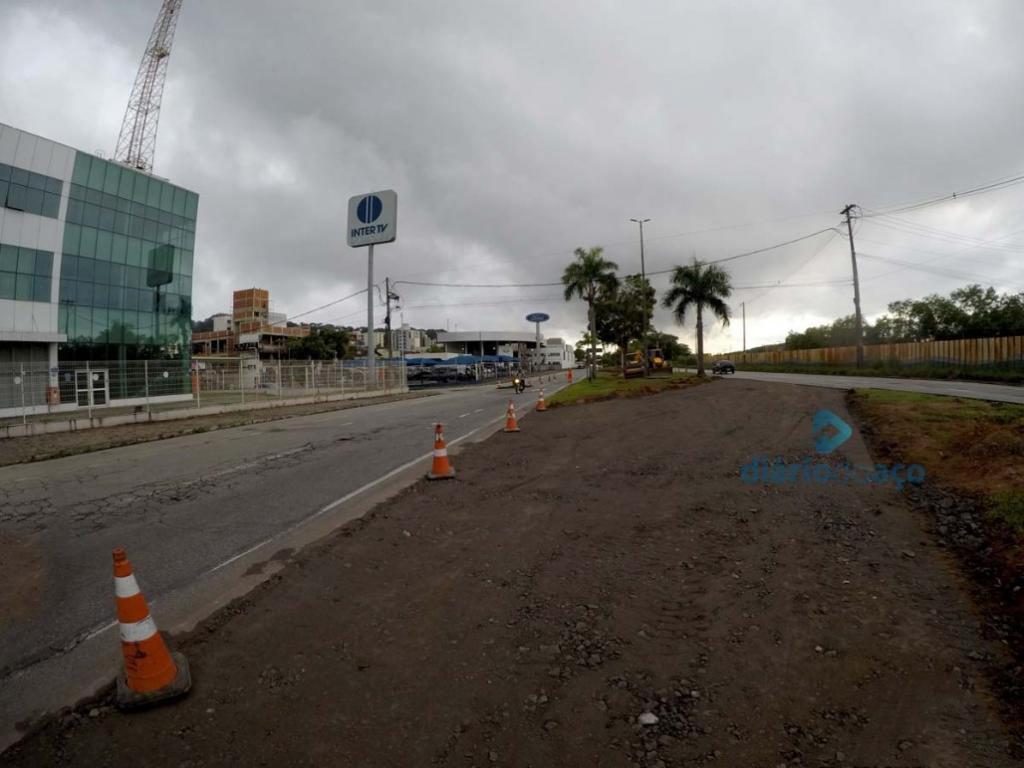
813,409 -> 852,454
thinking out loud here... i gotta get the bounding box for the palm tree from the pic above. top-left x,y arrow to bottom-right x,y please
661,259 -> 732,377
562,247 -> 619,380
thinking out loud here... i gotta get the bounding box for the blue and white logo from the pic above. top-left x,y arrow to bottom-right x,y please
347,189 -> 397,247
813,409 -> 853,454
356,195 -> 383,224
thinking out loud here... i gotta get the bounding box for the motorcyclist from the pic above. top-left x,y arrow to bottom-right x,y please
513,368 -> 526,394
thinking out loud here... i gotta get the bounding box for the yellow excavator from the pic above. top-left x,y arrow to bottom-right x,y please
623,348 -> 673,377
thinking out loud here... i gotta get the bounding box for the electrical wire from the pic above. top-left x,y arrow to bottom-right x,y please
857,252 -> 1023,291
862,169 -> 1024,218
284,288 -> 369,323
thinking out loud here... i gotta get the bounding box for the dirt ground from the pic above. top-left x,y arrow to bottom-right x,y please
2,379 -> 1021,767
0,391 -> 432,468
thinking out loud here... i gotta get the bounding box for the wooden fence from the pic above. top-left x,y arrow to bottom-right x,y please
708,335 -> 1024,368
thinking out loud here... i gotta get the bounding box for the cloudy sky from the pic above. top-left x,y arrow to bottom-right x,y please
3,0 -> 1024,352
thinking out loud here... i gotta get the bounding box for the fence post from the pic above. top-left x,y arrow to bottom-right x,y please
341,360 -> 345,396
195,362 -> 201,410
19,363 -> 26,426
277,359 -> 283,403
85,361 -> 93,420
239,357 -> 245,406
144,360 -> 150,413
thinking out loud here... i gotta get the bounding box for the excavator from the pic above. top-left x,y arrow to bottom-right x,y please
623,348 -> 673,377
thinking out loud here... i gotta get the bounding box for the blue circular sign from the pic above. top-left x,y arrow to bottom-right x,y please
525,312 -> 550,323
357,195 -> 383,224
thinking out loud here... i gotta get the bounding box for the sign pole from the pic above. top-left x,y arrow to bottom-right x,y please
367,243 -> 375,388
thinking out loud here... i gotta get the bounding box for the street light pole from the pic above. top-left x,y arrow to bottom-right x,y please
630,217 -> 651,376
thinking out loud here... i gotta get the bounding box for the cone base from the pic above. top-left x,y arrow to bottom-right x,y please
503,426 -> 521,432
116,651 -> 192,711
427,469 -> 455,480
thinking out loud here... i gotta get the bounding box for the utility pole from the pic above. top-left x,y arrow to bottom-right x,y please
741,301 -> 746,354
384,277 -> 400,361
841,204 -> 865,367
630,217 -> 650,376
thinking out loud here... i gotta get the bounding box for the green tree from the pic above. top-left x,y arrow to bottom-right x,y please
647,330 -> 689,359
288,324 -> 352,360
562,246 -> 619,380
661,259 -> 732,377
574,331 -> 601,363
595,275 -> 655,375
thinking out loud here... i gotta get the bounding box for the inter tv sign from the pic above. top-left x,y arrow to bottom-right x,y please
347,190 -> 397,247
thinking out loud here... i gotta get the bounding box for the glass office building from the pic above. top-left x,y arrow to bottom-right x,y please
0,122 -> 198,414
58,153 -> 197,363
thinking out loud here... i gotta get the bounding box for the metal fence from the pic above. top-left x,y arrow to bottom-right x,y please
0,358 -> 407,425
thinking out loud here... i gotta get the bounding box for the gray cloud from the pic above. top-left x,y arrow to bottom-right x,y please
3,0 -> 1023,349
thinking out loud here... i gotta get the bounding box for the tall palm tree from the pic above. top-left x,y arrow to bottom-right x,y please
562,247 -> 619,380
661,259 -> 732,377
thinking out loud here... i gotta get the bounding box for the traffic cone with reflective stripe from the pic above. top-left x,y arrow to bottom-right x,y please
536,388 -> 548,412
504,401 -> 521,432
427,423 -> 455,479
113,548 -> 191,709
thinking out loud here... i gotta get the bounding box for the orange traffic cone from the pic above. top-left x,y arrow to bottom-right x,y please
427,423 -> 455,479
112,548 -> 191,709
504,401 -> 521,432
536,388 -> 548,412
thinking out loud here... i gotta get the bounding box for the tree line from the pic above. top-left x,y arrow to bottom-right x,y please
561,247 -> 732,378
783,284 -> 1024,351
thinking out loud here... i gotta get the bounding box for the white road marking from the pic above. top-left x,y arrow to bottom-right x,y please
205,414 -> 506,577
459,412 -> 470,418
474,408 -> 484,413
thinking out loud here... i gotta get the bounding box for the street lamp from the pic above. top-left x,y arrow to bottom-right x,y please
630,218 -> 650,376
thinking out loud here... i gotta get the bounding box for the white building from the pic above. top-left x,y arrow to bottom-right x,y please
532,337 -> 575,369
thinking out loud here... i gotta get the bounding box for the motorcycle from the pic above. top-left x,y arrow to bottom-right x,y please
513,376 -> 526,394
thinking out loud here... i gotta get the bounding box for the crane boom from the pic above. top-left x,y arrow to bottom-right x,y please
113,0 -> 184,173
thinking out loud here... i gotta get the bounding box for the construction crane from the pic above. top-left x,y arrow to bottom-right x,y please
113,0 -> 185,173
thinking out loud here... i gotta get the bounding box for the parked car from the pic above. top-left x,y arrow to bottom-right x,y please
712,360 -> 735,374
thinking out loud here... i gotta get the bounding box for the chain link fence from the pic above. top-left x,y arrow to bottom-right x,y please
0,358 -> 407,426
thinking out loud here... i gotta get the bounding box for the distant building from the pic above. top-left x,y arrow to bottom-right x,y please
532,337 -> 575,369
351,324 -> 429,356
192,287 -> 308,359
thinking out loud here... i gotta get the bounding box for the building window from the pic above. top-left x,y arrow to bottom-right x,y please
0,163 -> 63,219
0,243 -> 53,301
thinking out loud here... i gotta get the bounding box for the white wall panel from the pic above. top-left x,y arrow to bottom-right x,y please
13,132 -> 36,168
0,299 -> 14,332
48,142 -> 75,182
0,125 -> 18,165
30,138 -> 55,177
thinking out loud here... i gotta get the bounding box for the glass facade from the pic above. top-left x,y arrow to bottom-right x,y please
58,152 -> 198,397
0,162 -> 63,218
0,244 -> 53,301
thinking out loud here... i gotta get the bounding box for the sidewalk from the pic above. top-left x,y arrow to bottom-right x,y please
0,390 -> 431,467
2,380 -> 1018,766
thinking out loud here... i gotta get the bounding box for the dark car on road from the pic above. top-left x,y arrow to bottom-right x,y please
712,360 -> 735,374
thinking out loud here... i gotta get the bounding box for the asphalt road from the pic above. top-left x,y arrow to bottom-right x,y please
688,368 -> 1024,404
0,377 -> 564,745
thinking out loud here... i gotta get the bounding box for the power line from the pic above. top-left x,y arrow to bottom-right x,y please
284,290 -> 368,323
862,169 -> 1024,218
863,215 -> 1024,253
857,252 -> 1024,291
645,227 -> 840,276
394,279 -> 561,289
